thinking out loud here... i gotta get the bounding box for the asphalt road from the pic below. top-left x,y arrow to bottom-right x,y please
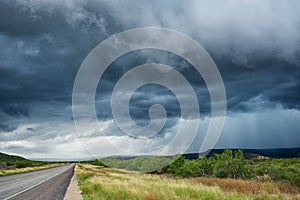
0,164 -> 75,200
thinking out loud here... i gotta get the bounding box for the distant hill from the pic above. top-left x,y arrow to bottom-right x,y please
0,152 -> 51,169
184,147 -> 300,160
0,152 -> 27,162
98,148 -> 300,162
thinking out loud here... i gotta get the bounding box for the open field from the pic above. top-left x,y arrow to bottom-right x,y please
76,164 -> 300,200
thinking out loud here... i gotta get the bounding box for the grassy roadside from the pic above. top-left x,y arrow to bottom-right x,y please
75,164 -> 300,200
0,163 -> 65,176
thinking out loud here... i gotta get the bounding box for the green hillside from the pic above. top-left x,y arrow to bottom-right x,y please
0,152 -> 48,169
0,152 -> 27,162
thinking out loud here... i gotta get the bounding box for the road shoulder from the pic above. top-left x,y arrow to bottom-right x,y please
64,174 -> 83,200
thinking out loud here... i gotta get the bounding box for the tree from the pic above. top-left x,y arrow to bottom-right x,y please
167,155 -> 186,176
213,149 -> 248,179
232,150 -> 247,179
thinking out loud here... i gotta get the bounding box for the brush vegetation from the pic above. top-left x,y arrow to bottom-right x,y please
92,150 -> 300,186
76,163 -> 299,200
77,150 -> 299,199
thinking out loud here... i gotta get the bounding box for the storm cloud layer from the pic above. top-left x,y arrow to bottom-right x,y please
0,0 -> 299,159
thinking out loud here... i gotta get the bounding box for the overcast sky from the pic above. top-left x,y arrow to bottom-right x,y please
0,0 -> 299,160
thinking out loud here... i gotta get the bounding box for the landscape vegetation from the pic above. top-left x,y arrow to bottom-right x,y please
1,150 -> 299,199
76,149 -> 300,199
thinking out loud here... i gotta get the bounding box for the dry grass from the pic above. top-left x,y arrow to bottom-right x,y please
190,177 -> 300,195
0,163 -> 64,176
143,192 -> 160,200
76,164 -> 300,200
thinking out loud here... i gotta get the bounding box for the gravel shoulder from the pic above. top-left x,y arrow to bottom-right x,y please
64,174 -> 83,200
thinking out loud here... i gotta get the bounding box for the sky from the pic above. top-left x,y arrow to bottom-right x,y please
0,0 -> 299,160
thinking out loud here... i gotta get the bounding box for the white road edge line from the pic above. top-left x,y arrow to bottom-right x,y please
4,164 -> 73,200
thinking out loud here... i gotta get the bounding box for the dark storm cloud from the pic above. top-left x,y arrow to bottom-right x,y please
216,57 -> 300,112
0,0 -> 300,156
0,1 -> 45,37
0,121 -> 17,132
93,0 -> 300,117
0,0 -> 110,126
1,0 -> 299,122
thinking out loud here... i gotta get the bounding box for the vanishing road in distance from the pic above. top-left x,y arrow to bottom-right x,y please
0,164 -> 74,200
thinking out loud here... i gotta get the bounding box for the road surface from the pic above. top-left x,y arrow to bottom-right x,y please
0,164 -> 74,200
